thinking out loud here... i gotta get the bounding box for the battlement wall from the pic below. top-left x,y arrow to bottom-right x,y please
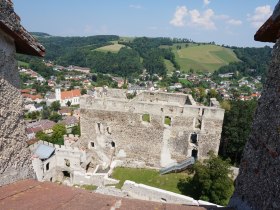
80,96 -> 224,120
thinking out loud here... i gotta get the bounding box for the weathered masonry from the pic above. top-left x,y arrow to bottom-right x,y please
79,89 -> 224,169
0,0 -> 45,186
229,1 -> 280,210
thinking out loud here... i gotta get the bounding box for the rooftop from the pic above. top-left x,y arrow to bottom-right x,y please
0,0 -> 45,56
0,179 -> 233,210
254,1 -> 280,43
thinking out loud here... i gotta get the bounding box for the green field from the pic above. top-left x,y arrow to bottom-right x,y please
112,167 -> 189,194
164,59 -> 176,73
95,43 -> 126,53
172,44 -> 239,72
18,61 -> 30,68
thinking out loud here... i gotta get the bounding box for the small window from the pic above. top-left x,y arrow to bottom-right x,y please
91,142 -> 95,148
97,122 -> 101,132
191,133 -> 198,144
111,141 -> 115,148
46,163 -> 50,171
142,114 -> 151,123
63,171 -> 71,178
164,116 -> 171,126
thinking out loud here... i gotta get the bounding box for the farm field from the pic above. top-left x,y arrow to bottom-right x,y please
95,42 -> 126,53
171,44 -> 239,72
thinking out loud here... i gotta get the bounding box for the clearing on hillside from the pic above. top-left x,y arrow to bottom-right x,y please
95,43 -> 126,53
172,44 -> 239,72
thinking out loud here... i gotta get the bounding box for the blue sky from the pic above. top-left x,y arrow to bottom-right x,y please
14,0 -> 278,47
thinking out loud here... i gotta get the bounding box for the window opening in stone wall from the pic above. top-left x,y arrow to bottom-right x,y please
195,118 -> 202,129
142,114 -> 151,123
50,177 -> 53,182
107,127 -> 111,134
65,159 -> 70,167
161,108 -> 164,112
164,116 -> 172,126
111,141 -> 115,148
192,149 -> 198,160
97,122 -> 101,132
191,133 -> 198,144
46,163 -> 49,171
91,142 -> 95,148
63,171 -> 71,178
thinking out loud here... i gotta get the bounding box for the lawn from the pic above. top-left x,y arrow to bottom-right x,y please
164,59 -> 176,73
172,44 -> 239,72
18,61 -> 30,68
111,167 -> 190,194
95,43 -> 126,53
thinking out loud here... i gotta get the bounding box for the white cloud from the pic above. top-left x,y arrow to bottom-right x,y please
129,4 -> 142,9
188,9 -> 216,30
203,0 -> 210,6
248,5 -> 272,28
227,19 -> 242,26
170,6 -> 188,27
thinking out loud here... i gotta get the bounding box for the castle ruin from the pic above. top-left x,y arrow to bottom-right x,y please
79,89 -> 225,169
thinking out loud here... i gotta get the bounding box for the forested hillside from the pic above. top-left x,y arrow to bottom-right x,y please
214,46 -> 272,78
17,34 -> 272,79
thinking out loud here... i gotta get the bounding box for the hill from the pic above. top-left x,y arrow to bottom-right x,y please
95,42 -> 126,53
171,44 -> 239,72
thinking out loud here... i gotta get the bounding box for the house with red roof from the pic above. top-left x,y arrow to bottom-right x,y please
55,87 -> 81,107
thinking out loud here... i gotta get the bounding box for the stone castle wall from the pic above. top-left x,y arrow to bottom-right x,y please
79,92 -> 224,168
229,39 -> 280,210
0,28 -> 34,186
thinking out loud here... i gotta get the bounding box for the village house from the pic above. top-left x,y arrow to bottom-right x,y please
55,87 -> 81,107
67,65 -> 91,74
26,120 -> 56,139
112,77 -> 125,88
60,116 -> 79,133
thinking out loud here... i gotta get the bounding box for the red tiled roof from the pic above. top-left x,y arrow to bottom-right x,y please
22,94 -> 42,100
0,179 -> 231,210
61,89 -> 81,100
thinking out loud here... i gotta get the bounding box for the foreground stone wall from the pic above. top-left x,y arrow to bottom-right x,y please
0,29 -> 34,186
229,40 -> 280,210
79,92 -> 224,168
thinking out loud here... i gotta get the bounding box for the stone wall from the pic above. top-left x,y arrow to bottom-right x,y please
79,91 -> 224,168
122,180 -> 222,207
0,28 -> 34,186
229,40 -> 280,210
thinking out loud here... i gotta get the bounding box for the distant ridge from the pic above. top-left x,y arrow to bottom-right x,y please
31,32 -> 52,37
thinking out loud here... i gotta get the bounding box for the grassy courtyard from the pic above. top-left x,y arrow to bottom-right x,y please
111,167 -> 190,194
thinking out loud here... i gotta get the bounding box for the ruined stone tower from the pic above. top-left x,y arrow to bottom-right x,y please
229,1 -> 280,209
79,89 -> 224,169
0,0 -> 45,186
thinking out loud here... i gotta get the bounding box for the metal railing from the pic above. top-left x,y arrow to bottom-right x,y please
160,157 -> 195,175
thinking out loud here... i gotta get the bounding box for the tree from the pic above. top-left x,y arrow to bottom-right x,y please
51,124 -> 67,145
35,131 -> 50,141
66,100 -> 72,107
50,101 -> 61,111
178,152 -> 234,206
49,113 -> 62,123
72,124 -> 81,136
81,89 -> 87,95
219,99 -> 257,165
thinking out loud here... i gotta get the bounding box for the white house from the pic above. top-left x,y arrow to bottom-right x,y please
55,87 -> 81,107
